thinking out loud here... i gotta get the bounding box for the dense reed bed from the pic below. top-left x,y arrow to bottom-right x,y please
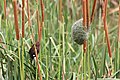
0,0 -> 120,80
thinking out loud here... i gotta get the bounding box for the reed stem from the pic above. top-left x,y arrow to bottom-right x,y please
4,0 -> 6,19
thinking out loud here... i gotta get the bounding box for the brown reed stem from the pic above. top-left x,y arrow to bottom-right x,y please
118,6 -> 120,42
38,0 -> 45,78
36,10 -> 41,42
39,0 -> 44,42
39,21 -> 42,42
33,43 -> 40,79
26,0 -> 31,27
83,0 -> 87,26
59,0 -> 63,22
40,0 -> 44,23
86,0 -> 90,27
22,0 -> 25,38
13,0 -> 19,40
103,0 -> 112,58
102,1 -> 105,20
4,0 -> 6,19
36,0 -> 40,42
90,0 -> 97,23
26,0 -> 34,43
36,0 -> 42,80
21,0 -> 25,80
82,0 -> 87,53
35,43 -> 42,80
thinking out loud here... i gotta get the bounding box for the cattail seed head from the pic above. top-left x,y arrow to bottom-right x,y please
72,18 -> 89,45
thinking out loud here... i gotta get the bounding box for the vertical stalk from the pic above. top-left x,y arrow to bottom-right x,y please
22,0 -> 25,38
82,0 -> 87,80
59,0 -> 63,22
117,5 -> 120,77
36,0 -> 40,41
103,0 -> 112,75
45,33 -> 48,80
4,0 -> 6,19
49,38 -> 52,77
59,0 -> 63,79
39,0 -> 45,79
39,22 -> 42,80
83,0 -> 87,53
13,0 -> 21,80
103,0 -> 112,61
13,0 -> 20,40
40,0 -> 44,23
87,44 -> 90,80
83,53 -> 86,80
86,0 -> 90,79
118,5 -> 120,42
86,0 -> 90,27
26,0 -> 31,27
62,19 -> 65,80
21,0 -> 25,80
18,40 -> 21,79
81,47 -> 83,80
103,0 -> 112,58
21,38 -> 24,80
35,0 -> 42,80
58,22 -> 61,80
90,0 -> 97,23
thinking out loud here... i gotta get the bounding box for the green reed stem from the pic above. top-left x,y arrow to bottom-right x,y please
58,22 -> 62,80
88,44 -> 90,80
62,21 -> 65,80
83,52 -> 87,80
81,46 -> 84,80
18,40 -> 22,80
21,38 -> 25,80
44,25 -> 48,80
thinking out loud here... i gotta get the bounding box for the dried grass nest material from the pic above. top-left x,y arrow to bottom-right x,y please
71,18 -> 90,45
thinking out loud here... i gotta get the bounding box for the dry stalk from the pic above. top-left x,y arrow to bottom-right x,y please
40,0 -> 44,23
4,0 -> 6,19
13,0 -> 19,40
59,0 -> 63,22
22,0 -> 25,38
82,0 -> 87,53
26,0 -> 31,27
103,0 -> 112,58
90,0 -> 97,23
